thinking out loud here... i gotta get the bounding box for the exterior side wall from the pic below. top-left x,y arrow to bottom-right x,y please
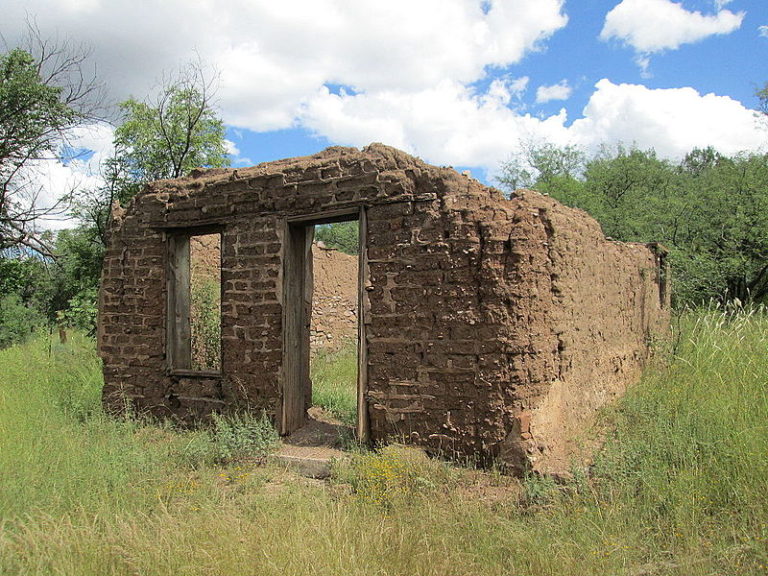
493,193 -> 669,473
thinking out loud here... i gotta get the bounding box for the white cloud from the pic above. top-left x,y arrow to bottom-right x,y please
215,0 -> 568,131
64,123 -> 116,176
635,54 -> 653,78
300,78 -> 765,179
0,0 -> 763,198
570,80 -> 764,158
480,76 -> 530,108
601,0 -> 744,53
300,79 -> 573,171
759,25 -> 768,38
223,138 -> 253,167
0,0 -> 568,133
9,123 -> 115,231
0,0 -> 569,221
536,80 -> 572,103
507,77 -> 531,98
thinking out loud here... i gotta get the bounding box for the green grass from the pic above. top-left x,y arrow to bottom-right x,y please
310,342 -> 358,426
1,310 -> 767,575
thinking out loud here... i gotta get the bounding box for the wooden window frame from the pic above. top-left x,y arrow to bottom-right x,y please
166,227 -> 223,377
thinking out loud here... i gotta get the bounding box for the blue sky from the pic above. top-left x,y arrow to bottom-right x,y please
2,0 -> 767,192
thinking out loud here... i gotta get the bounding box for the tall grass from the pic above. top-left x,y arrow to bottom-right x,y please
310,342 -> 357,426
190,278 -> 221,371
1,310 -> 767,575
0,334 -> 168,518
585,308 -> 768,571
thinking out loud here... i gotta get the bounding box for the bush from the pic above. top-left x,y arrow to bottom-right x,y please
209,411 -> 279,463
60,288 -> 98,335
335,444 -> 456,509
0,293 -> 44,348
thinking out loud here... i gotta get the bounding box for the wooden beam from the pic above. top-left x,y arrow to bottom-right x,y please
357,207 -> 370,443
167,236 -> 191,370
281,223 -> 308,434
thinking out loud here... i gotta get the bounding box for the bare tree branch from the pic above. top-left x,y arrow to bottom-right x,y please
0,20 -> 106,255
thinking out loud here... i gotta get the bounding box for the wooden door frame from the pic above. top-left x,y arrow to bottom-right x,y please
280,207 -> 369,441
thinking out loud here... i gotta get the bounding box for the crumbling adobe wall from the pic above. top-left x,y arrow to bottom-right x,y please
484,191 -> 669,473
99,143 -> 669,475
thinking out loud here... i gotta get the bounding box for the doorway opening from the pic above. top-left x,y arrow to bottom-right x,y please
281,209 -> 368,446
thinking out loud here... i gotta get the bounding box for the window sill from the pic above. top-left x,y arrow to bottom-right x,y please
168,369 -> 223,378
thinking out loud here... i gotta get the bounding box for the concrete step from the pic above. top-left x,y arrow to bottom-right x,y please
270,444 -> 348,479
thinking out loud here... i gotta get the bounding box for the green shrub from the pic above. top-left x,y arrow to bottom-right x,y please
209,411 -> 279,463
521,472 -> 560,507
335,444 -> 456,509
60,288 -> 98,335
0,293 -> 44,348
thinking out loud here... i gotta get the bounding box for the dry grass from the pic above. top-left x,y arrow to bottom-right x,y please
1,309 -> 767,575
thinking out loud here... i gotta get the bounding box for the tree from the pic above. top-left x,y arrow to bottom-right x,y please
71,156 -> 132,247
499,138 -> 768,306
114,62 -> 229,190
0,27 -> 103,255
681,146 -> 725,177
757,82 -> 768,118
582,145 -> 680,240
61,61 -> 230,332
498,142 -> 584,189
42,226 -> 103,333
315,221 -> 360,255
678,152 -> 768,304
0,253 -> 47,305
44,226 -> 104,313
75,62 -> 230,247
498,142 -> 588,209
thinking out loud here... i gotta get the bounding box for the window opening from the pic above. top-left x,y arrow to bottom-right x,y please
168,231 -> 221,373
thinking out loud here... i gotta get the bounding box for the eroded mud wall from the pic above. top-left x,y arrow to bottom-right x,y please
485,192 -> 669,473
310,246 -> 358,351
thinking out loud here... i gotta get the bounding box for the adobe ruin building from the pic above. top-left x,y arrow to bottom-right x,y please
98,144 -> 669,474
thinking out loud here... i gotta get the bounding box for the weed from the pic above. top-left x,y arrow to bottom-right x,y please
190,278 -> 221,371
335,444 -> 456,509
178,429 -> 217,469
521,472 -> 560,507
209,410 -> 279,463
